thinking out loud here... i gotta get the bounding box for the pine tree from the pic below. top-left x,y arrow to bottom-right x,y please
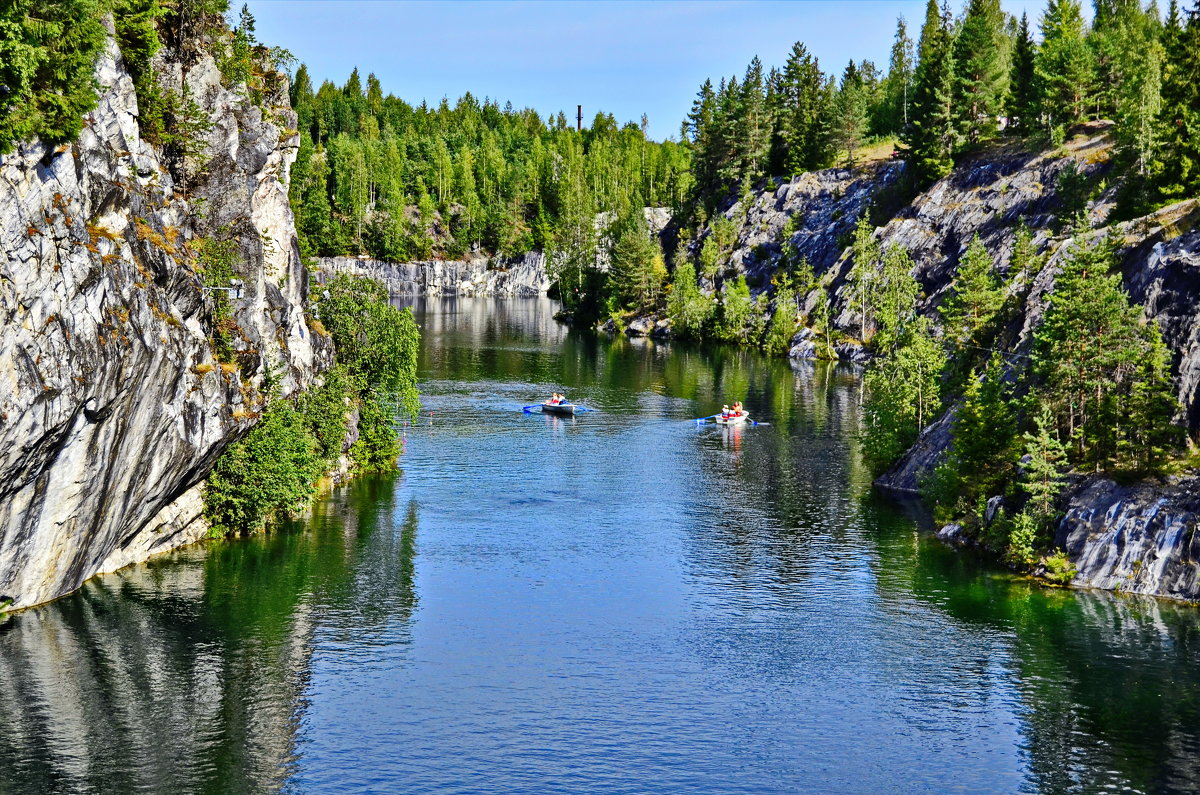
833,62 -> 870,165
904,0 -> 958,183
1033,231 -> 1178,470
954,0 -> 1008,145
1007,13 -> 1039,133
1020,407 -> 1068,522
940,234 -> 1004,349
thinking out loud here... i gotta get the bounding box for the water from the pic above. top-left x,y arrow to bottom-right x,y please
3,297 -> 1200,794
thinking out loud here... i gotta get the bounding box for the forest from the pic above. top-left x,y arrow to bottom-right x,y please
286,62 -> 692,264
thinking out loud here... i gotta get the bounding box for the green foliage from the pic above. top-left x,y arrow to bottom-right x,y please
1153,0 -> 1200,203
0,0 -> 107,153
1032,231 -> 1181,472
666,252 -> 715,340
317,273 -> 421,421
607,211 -> 666,313
205,275 -> 421,536
717,275 -> 753,341
287,64 -> 690,270
349,393 -> 402,474
1036,0 -> 1094,129
953,0 -> 1008,146
204,400 -> 325,536
1007,13 -> 1039,135
1020,407 -> 1068,522
904,0 -> 958,184
295,364 -> 351,462
194,233 -> 239,361
940,234 -> 1004,352
861,317 -> 947,474
925,354 -> 1016,516
846,215 -> 882,341
762,283 -> 798,355
832,62 -> 871,165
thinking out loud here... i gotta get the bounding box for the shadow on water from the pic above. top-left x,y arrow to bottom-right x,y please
0,476 -> 419,795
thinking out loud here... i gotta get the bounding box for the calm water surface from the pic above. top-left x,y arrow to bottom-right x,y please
3,297 -> 1200,794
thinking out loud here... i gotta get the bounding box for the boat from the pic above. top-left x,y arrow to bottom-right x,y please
541,401 -> 576,416
713,412 -> 749,425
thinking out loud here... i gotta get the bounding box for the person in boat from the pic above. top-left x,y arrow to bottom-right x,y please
721,404 -> 730,418
733,401 -> 744,417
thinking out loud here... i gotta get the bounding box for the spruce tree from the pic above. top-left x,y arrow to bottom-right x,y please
904,0 -> 958,183
1154,0 -> 1200,201
1020,407 -> 1068,522
882,18 -> 915,136
833,62 -> 870,165
954,0 -> 1008,145
1036,0 -> 1094,130
1006,13 -> 1039,134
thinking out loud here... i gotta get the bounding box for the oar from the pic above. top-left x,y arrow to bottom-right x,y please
574,406 -> 597,413
522,405 -> 543,413
692,414 -> 720,424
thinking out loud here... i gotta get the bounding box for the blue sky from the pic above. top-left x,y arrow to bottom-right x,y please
247,0 -> 1050,141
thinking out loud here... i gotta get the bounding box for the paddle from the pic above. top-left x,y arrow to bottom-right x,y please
692,414 -> 721,423
522,405 -> 542,413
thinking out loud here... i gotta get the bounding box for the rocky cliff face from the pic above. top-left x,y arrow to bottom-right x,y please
698,125 -> 1200,600
0,23 -> 328,610
700,163 -> 903,292
317,252 -> 549,297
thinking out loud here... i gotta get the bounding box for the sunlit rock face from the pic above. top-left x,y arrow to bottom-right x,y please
317,252 -> 550,297
0,26 -> 330,610
1056,476 -> 1200,599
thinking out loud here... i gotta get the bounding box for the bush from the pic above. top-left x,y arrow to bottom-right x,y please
204,400 -> 324,535
349,393 -> 402,473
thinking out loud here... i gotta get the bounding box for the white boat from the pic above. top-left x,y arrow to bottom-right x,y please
713,413 -> 748,425
541,402 -> 576,416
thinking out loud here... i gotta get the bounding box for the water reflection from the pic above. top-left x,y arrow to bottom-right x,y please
0,477 -> 419,794
2,297 -> 1200,793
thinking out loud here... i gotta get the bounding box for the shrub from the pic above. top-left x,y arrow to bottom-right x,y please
204,400 -> 324,536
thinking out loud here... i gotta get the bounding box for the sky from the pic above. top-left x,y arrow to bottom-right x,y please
246,0 -> 1051,141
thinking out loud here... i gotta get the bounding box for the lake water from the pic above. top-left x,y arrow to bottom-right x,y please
2,297 -> 1200,794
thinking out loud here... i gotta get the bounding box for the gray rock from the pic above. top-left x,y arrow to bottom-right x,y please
1055,475 -> 1200,600
318,252 -> 550,297
0,33 -> 328,610
789,340 -> 818,360
937,524 -> 964,541
833,342 -> 871,363
984,495 -> 1005,526
626,316 -> 656,336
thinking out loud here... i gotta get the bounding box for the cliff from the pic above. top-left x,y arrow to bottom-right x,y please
0,21 -> 329,610
693,125 -> 1200,600
317,252 -> 549,297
